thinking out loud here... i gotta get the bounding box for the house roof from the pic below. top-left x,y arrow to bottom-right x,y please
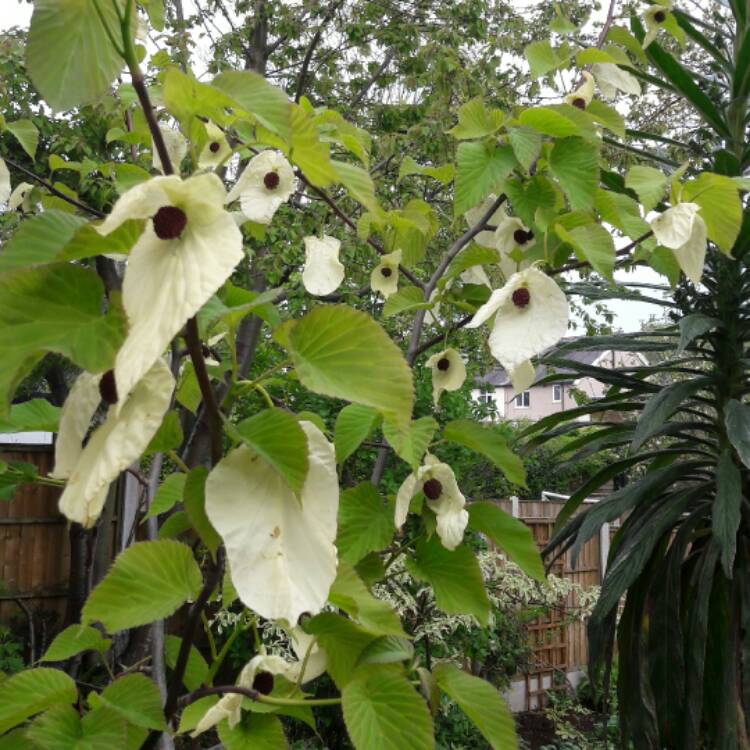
475,341 -> 605,388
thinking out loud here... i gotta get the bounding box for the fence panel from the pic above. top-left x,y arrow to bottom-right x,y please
0,446 -> 68,627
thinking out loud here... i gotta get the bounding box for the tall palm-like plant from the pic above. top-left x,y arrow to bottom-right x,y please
527,3 -> 750,747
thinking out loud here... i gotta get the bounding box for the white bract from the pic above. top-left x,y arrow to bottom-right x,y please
96,173 -> 243,408
650,202 -> 707,283
152,126 -> 187,174
565,71 -> 595,108
8,182 -> 33,211
302,235 -> 345,296
0,159 -> 10,205
509,359 -> 537,394
425,348 -> 466,405
495,216 -> 534,279
464,193 -> 505,247
591,63 -> 641,98
395,454 -> 468,550
198,122 -> 232,169
205,421 -> 339,624
460,265 -> 491,288
226,150 -> 295,224
54,359 -> 174,528
371,249 -> 401,298
467,267 -> 569,378
191,635 -> 326,737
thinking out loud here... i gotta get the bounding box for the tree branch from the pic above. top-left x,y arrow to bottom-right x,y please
294,1 -> 344,102
3,157 -> 105,218
348,49 -> 395,112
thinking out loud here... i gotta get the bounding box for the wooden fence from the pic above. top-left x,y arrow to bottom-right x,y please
0,445 -> 68,627
496,498 -> 612,710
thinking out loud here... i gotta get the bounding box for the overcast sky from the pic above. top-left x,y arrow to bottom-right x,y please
1,1 -> 666,333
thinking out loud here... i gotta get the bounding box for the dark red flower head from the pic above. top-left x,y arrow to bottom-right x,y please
209,141 -> 221,153
252,672 -> 274,695
264,171 -> 280,190
423,478 -> 443,500
437,357 -> 451,371
381,266 -> 393,278
99,370 -> 118,405
654,9 -> 666,22
571,97 -> 587,110
153,206 -> 187,240
512,287 -> 531,308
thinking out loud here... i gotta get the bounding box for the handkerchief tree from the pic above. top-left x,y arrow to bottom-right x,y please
0,0 -> 746,748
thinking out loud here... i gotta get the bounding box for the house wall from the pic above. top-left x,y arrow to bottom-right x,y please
499,382 -> 575,421
491,349 -> 646,422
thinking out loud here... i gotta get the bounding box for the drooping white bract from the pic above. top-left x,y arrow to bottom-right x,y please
152,126 -> 187,174
370,249 -> 401,298
55,359 -> 174,528
425,348 -> 466,405
650,202 -> 708,283
495,216 -> 534,280
96,173 -> 243,408
509,359 -> 537,394
226,150 -> 295,225
191,634 -> 327,737
8,182 -> 33,211
644,3 -> 672,48
302,235 -> 345,296
460,265 -> 491,288
467,267 -> 569,377
464,193 -> 506,248
50,372 -> 102,481
0,159 -> 10,205
205,421 -> 339,624
565,71 -> 595,108
395,454 -> 468,550
591,63 -> 641,98
198,122 -> 232,170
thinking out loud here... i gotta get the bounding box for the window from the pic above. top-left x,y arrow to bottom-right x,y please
515,390 -> 530,408
552,384 -> 562,403
478,390 -> 494,405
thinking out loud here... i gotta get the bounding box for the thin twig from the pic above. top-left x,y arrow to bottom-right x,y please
548,231 -> 653,276
178,684 -> 341,708
3,157 -> 105,218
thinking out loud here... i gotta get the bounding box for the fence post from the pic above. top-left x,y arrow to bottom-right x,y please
510,494 -> 519,519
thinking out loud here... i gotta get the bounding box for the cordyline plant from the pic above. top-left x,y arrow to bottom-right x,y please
0,0 -> 743,748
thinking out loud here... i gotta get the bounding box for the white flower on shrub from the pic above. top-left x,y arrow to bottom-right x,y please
52,359 -> 174,528
395,454 -> 468,550
197,122 -> 232,170
8,182 -> 33,211
371,248 -> 401,298
464,193 -> 506,247
96,172 -> 243,408
494,216 -> 534,280
460,265 -> 491,287
591,62 -> 641,98
192,631 -> 326,737
302,235 -> 345,296
565,71 -> 595,109
152,126 -> 187,174
644,3 -> 672,48
205,421 -> 339,624
226,149 -> 295,224
467,267 -> 569,391
426,348 -> 466,404
650,202 -> 707,283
